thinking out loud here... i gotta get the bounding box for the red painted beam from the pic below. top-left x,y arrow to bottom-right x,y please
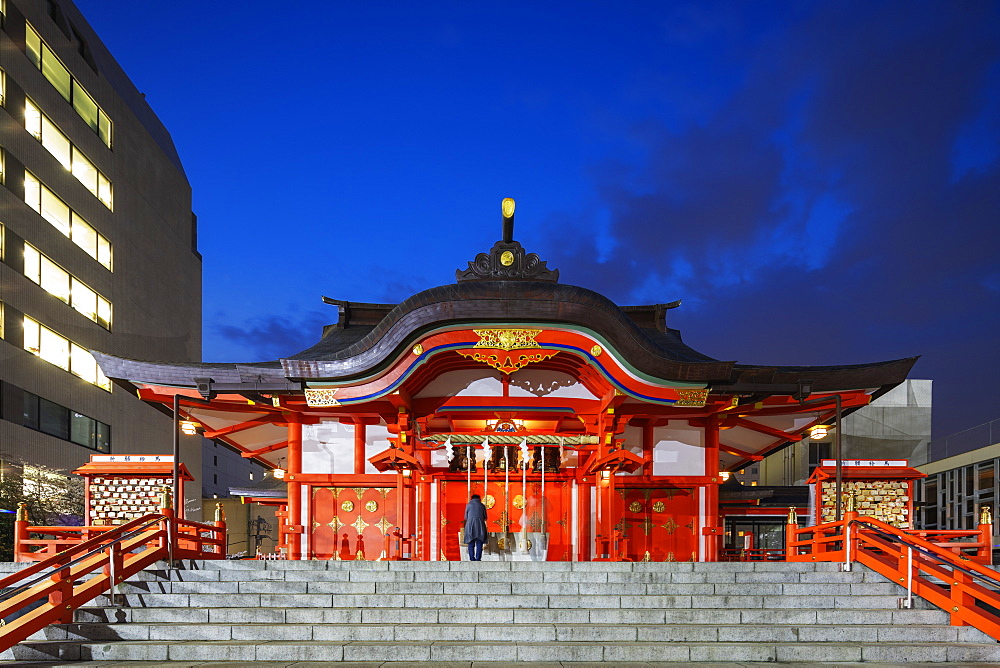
203,416 -> 284,439
239,441 -> 290,458
732,417 -> 804,443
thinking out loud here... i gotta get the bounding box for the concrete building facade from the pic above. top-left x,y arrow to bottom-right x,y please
757,379 -> 932,486
0,0 -> 202,513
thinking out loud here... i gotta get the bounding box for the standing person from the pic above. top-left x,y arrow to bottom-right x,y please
464,494 -> 488,561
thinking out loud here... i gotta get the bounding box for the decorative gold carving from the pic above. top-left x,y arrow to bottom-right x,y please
376,517 -> 392,534
494,510 -> 511,532
484,494 -> 496,509
591,344 -> 603,357
661,516 -> 678,535
474,329 -> 542,351
441,516 -> 449,525
787,506 -> 798,523
351,516 -> 369,533
520,538 -> 532,551
652,501 -> 665,513
304,388 -> 340,407
636,517 -> 654,536
341,500 -> 355,512
497,536 -> 507,550
666,551 -> 676,562
629,501 -> 643,513
674,388 -> 710,407
513,494 -> 525,509
642,550 -> 651,562
440,549 -> 448,561
355,550 -> 365,561
500,250 -> 514,266
366,500 -> 378,513
378,487 -> 392,498
326,517 -> 342,532
982,506 -> 993,524
412,344 -> 423,355
353,487 -> 368,498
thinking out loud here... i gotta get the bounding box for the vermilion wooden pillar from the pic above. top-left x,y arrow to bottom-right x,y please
577,480 -> 592,561
286,419 -> 303,560
418,476 -> 431,560
703,415 -> 721,561
353,422 -> 366,475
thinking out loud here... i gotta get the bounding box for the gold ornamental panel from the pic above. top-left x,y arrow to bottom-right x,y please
674,388 -> 709,407
341,500 -> 354,512
513,494 -> 525,509
652,501 -> 665,513
365,500 -> 378,513
484,494 -> 496,509
629,501 -> 643,513
500,250 -> 514,266
474,329 -> 541,351
304,388 -> 340,407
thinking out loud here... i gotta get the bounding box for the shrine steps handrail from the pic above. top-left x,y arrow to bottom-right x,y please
0,512 -> 226,654
787,514 -> 1000,640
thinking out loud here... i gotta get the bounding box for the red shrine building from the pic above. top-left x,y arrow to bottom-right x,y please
93,201 -> 915,562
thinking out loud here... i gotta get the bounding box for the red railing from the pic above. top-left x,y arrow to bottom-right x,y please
0,507 -> 226,653
787,509 -> 1000,639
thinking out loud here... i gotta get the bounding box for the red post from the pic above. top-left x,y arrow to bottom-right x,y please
14,503 -> 29,563
977,507 -> 993,565
47,554 -> 74,623
785,507 -> 799,559
353,422 -> 366,475
286,419 -> 303,560
213,502 -> 228,558
704,416 -> 721,562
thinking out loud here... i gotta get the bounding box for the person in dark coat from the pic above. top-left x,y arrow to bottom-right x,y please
463,494 -> 488,561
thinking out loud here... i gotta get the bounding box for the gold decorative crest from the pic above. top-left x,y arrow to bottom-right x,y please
662,516 -> 678,535
474,329 -> 542,351
652,501 -> 665,513
376,517 -> 392,534
497,536 -> 507,550
326,517 -> 342,531
591,345 -> 603,357
341,500 -> 355,512
365,500 -> 378,513
355,550 -> 365,561
520,538 -> 532,551
513,494 -> 525,509
412,344 -> 423,355
304,388 -> 340,407
629,501 -> 643,513
352,516 -> 369,533
484,494 -> 496,509
500,250 -> 514,266
674,388 -> 710,407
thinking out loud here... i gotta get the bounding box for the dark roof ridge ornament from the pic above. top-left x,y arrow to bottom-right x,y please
456,198 -> 560,282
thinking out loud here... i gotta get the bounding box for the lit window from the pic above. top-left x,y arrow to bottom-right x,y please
22,391 -> 111,451
24,172 -> 112,270
24,24 -> 112,148
22,316 -> 111,391
25,98 -> 112,209
23,243 -> 111,329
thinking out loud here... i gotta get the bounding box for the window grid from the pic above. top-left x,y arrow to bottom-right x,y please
24,243 -> 111,329
24,23 -> 112,148
22,390 -> 110,452
24,171 -> 111,270
26,98 -> 112,209
22,315 -> 111,391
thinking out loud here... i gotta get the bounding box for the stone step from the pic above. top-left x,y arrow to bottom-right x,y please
5,638 -> 1000,663
30,621 -> 993,644
90,591 -> 931,611
108,578 -> 902,596
74,604 -> 951,626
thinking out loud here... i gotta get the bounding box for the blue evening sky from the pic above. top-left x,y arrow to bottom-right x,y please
76,1 -> 1000,445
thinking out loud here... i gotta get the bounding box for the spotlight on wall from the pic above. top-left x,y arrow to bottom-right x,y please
402,469 -> 412,478
719,471 -> 731,481
179,420 -> 200,436
601,470 -> 611,480
273,468 -> 286,479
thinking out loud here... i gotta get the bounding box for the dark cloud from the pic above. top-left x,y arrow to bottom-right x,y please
541,2 -> 1000,441
216,311 -> 332,362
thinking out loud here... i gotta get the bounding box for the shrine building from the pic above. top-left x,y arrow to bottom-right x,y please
92,200 -> 916,562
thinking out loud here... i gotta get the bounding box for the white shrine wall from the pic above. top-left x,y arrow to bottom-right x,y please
652,421 -> 705,476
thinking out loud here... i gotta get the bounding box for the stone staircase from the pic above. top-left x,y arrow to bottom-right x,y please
3,559 -> 1000,664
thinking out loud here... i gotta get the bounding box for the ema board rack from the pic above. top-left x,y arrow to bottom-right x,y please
806,459 -> 926,529
73,455 -> 194,524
